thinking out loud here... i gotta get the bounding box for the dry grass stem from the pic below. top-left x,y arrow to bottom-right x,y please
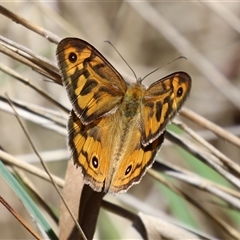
173,119 -> 240,178
166,131 -> 240,189
0,149 -> 64,187
0,96 -> 67,135
0,5 -> 60,44
200,2 -> 240,34
181,108 -> 240,149
0,63 -> 66,112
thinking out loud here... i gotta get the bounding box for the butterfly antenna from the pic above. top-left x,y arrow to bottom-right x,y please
141,56 -> 187,82
104,40 -> 138,81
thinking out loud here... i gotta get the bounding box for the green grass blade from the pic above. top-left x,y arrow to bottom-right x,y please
0,160 -> 58,240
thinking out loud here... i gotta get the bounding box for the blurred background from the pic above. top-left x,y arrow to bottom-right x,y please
0,2 -> 240,239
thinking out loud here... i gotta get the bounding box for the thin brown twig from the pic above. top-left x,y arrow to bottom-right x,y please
0,195 -> 42,240
0,5 -> 60,44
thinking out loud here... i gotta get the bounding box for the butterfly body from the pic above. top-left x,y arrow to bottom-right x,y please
57,38 -> 191,194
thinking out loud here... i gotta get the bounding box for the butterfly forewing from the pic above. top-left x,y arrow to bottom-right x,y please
141,72 -> 191,145
56,38 -> 127,124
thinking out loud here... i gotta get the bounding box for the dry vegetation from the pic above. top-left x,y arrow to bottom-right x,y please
0,2 -> 240,239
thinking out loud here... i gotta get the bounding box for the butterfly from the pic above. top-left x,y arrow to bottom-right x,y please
56,38 -> 191,194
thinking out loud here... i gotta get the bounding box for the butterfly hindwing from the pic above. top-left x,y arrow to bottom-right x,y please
111,130 -> 165,193
68,110 -> 113,192
56,38 -> 127,124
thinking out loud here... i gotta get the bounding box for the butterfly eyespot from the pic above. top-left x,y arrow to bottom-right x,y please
68,52 -> 77,63
177,87 -> 183,97
125,165 -> 132,176
92,156 -> 99,169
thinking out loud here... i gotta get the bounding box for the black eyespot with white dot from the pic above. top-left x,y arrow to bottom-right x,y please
177,87 -> 183,97
125,165 -> 132,176
92,156 -> 98,169
68,52 -> 77,63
